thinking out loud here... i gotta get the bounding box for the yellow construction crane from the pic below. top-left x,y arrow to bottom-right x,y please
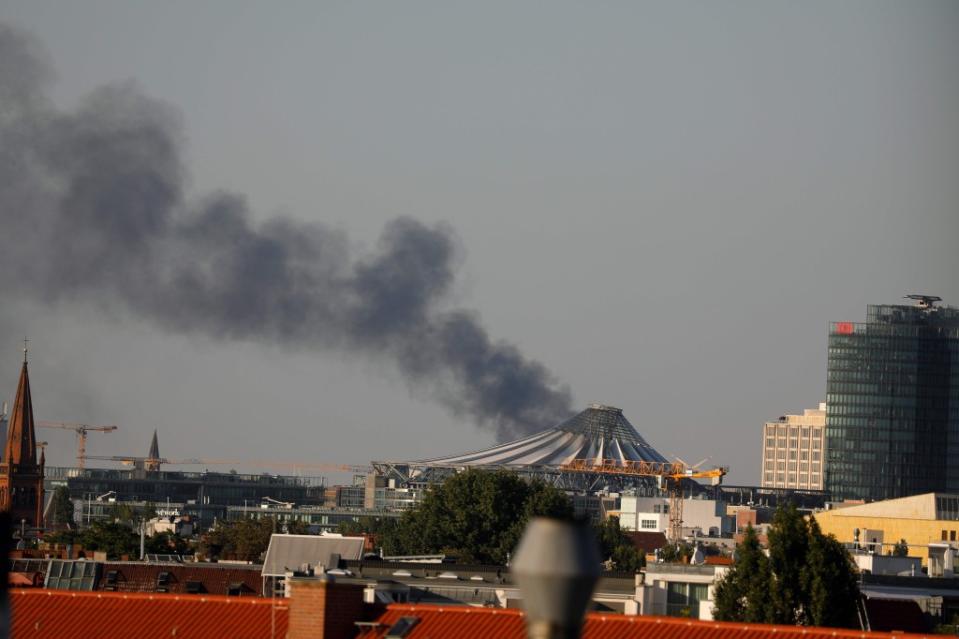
559,459 -> 727,542
37,421 -> 119,470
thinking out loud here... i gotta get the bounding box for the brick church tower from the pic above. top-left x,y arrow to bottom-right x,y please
0,348 -> 45,530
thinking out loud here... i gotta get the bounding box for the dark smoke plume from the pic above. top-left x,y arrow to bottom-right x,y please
0,23 -> 572,440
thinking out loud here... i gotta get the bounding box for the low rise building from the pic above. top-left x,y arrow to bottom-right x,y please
618,495 -> 733,537
813,492 -> 959,567
637,563 -> 729,619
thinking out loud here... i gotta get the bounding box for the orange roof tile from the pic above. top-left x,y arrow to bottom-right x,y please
10,589 -> 288,639
357,604 -> 934,639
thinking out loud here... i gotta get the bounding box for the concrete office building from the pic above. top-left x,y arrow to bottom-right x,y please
760,403 -> 826,490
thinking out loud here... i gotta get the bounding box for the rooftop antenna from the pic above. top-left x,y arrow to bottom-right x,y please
904,294 -> 942,310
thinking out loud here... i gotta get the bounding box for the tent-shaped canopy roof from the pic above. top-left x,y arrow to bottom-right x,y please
414,404 -> 667,469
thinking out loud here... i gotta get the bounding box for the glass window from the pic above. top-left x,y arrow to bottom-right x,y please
641,519 -> 658,530
666,582 -> 709,617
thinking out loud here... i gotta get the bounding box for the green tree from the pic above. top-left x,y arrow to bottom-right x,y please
658,541 -> 694,563
714,508 -> 860,629
337,516 -> 400,554
713,525 -> 774,623
801,518 -> 860,628
45,521 -> 141,559
146,530 -> 191,555
50,486 -> 75,527
112,503 -> 136,524
594,516 -> 644,572
891,539 -> 909,557
387,469 -> 573,564
767,504 -> 810,624
285,520 -> 312,535
199,517 -> 275,562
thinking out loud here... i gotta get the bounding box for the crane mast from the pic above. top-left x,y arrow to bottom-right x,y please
37,421 -> 118,470
559,459 -> 727,542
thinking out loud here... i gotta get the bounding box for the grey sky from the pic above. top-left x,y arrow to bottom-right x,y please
1,1 -> 956,484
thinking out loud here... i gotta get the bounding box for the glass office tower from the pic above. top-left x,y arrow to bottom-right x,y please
825,296 -> 959,501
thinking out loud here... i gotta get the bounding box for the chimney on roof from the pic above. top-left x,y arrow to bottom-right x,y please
512,518 -> 600,639
286,575 -> 371,639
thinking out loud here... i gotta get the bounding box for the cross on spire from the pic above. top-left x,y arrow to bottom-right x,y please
23,337 -> 29,363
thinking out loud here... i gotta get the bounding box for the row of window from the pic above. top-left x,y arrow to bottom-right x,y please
764,472 -> 821,483
764,438 -> 823,450
764,449 -> 822,461
764,425 -> 824,436
766,442 -> 820,459
764,461 -> 821,472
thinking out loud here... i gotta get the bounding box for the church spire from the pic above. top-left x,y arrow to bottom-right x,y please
148,429 -> 160,460
4,359 -> 37,468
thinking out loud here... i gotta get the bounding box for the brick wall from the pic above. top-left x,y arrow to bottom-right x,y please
287,576 -> 367,639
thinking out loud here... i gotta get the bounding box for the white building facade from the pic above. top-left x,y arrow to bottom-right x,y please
618,496 -> 733,537
760,402 -> 826,490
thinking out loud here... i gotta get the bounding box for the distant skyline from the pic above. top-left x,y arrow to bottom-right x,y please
0,2 -> 957,484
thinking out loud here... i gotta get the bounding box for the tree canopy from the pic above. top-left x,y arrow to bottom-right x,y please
594,516 -> 645,572
198,517 -> 276,562
713,525 -> 774,623
375,469 -> 573,564
713,505 -> 860,628
49,486 -> 75,528
45,520 -> 192,560
46,521 -> 139,559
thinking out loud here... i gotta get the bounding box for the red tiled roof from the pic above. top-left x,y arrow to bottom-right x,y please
10,589 -> 289,639
356,604 -> 934,639
625,531 -> 668,552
